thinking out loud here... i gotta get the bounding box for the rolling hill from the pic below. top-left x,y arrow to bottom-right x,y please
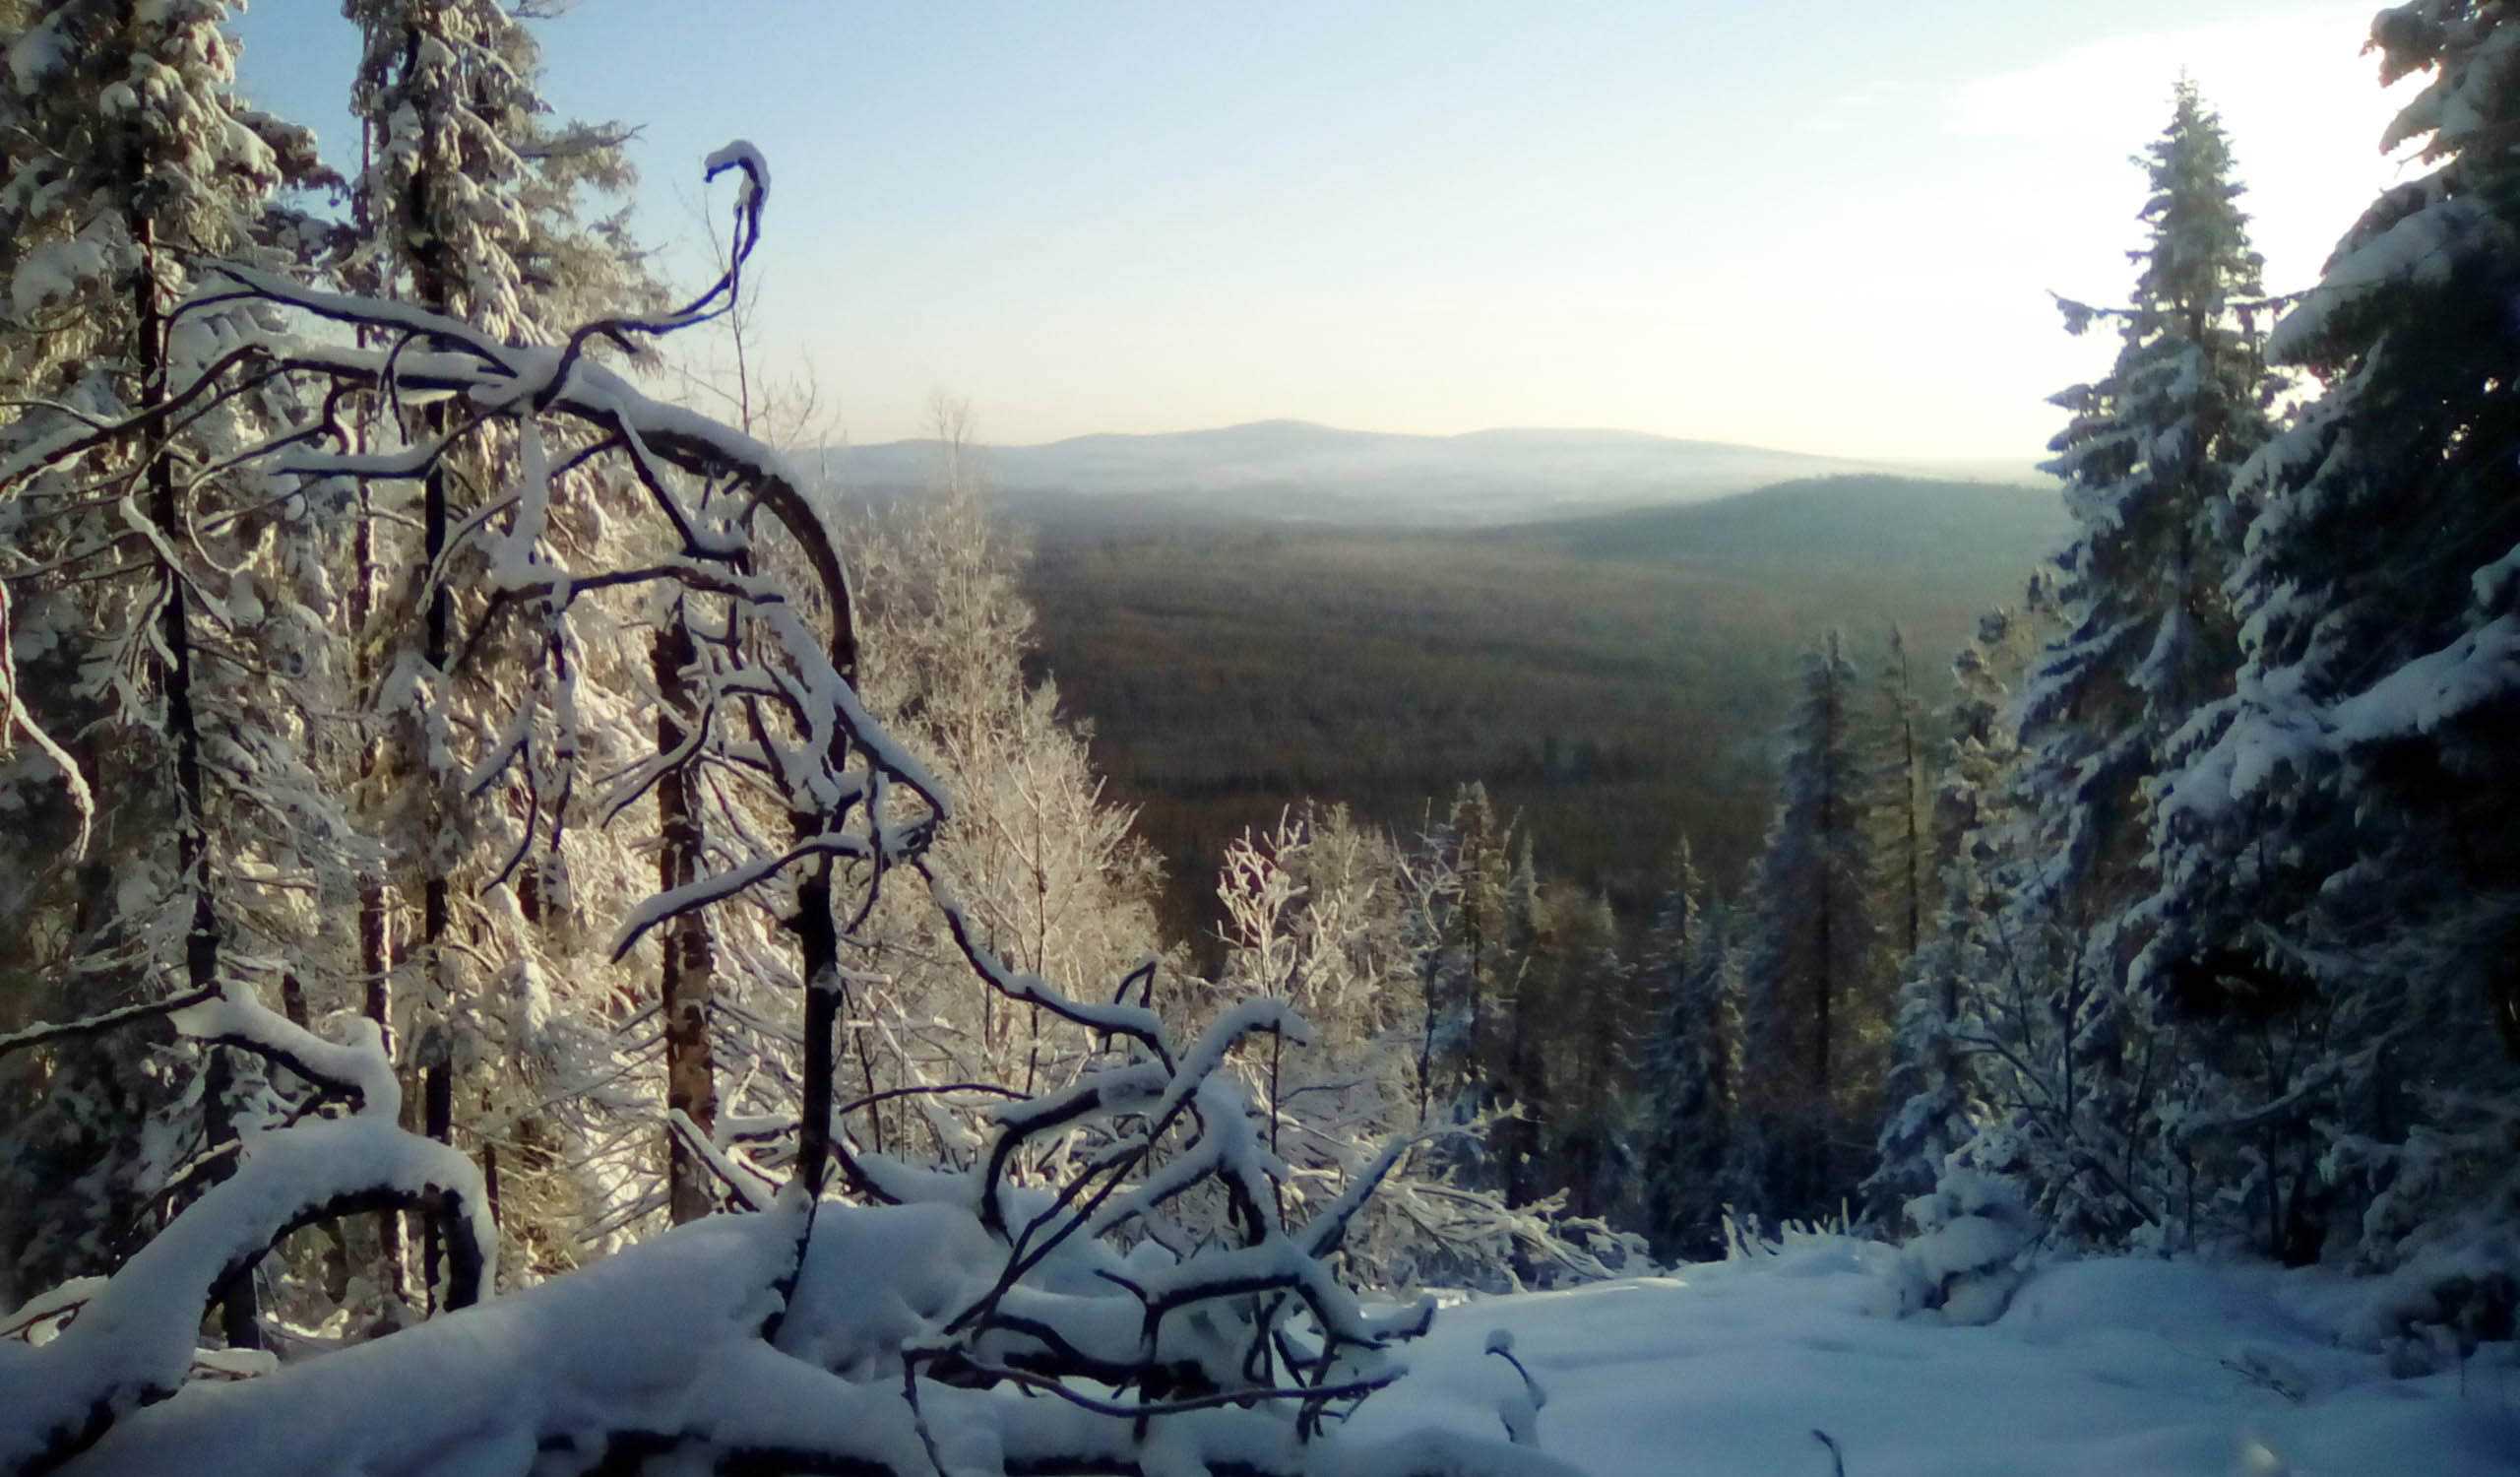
1494,474 -> 2069,579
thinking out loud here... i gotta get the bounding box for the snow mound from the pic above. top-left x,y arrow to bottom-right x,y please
1887,1171 -> 2036,1323
1999,1257 -> 2319,1349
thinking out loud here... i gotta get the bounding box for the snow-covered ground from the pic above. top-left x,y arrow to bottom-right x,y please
1353,1239 -> 2520,1477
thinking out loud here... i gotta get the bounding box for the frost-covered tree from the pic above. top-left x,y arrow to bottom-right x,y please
0,0 -> 341,1316
2146,3 -> 2520,1268
2026,76 -> 2276,919
1872,626 -> 1929,967
1488,836 -> 1550,1208
1213,808 -> 1417,1267
624,388 -> 1168,1247
817,469 -> 1168,1151
1523,881 -> 1631,1223
339,0 -> 668,1289
1419,782 -> 1517,1128
2029,81 -> 2275,914
1208,804 -> 1639,1291
1867,604 -> 2048,1216
646,241 -> 834,1226
1977,80 -> 2280,1248
1894,582 -> 2179,1247
346,0 -> 651,342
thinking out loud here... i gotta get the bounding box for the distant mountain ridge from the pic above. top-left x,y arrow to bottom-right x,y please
824,418 -> 1990,527
1490,474 -> 2070,580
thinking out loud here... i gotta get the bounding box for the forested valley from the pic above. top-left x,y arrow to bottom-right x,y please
0,5 -> 2514,1477
1009,473 -> 2066,943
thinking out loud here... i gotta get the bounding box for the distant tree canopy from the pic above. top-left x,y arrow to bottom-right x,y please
1017,476 -> 2063,943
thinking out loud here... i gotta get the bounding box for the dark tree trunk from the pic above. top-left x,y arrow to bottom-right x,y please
419,414 -> 452,1164
135,207 -> 258,1349
656,612 -> 719,1223
792,854 -> 841,1202
410,102 -> 459,1304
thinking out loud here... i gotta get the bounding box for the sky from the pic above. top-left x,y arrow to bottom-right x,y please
232,2 -> 2417,464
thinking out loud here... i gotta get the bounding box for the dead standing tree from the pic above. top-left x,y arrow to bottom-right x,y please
0,147 -> 1582,1477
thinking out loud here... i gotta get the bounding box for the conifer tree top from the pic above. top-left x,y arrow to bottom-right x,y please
2130,80 -> 2265,322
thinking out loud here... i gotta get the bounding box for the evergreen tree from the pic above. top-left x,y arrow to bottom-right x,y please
1873,626 -> 1929,968
1532,883 -> 1630,1222
1639,840 -> 1741,1259
0,0 -> 338,1313
2146,4 -> 2520,1265
1994,80 -> 2278,1246
2025,75 -> 2275,923
1428,782 -> 1514,1126
340,0 -> 665,1292
1736,630 -> 1878,1223
1867,605 -> 2048,1216
1491,836 -> 1548,1209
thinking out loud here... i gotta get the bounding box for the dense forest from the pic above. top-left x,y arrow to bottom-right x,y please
0,3 -> 2514,1476
1011,475 -> 2063,939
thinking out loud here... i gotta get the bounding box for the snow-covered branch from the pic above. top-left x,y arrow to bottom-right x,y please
0,1118 -> 492,1473
0,140 -> 1570,1477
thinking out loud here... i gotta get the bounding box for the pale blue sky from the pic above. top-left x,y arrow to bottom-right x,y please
233,2 -> 2411,461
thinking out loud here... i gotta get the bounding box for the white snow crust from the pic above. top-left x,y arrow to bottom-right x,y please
1342,1242 -> 2517,1477
31,1207 -> 2506,1477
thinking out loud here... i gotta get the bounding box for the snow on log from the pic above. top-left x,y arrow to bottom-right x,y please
34,1207 -> 1578,1477
0,1117 -> 492,1473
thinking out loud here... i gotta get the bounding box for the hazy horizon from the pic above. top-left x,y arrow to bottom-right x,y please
235,2 -> 2413,465
829,414 -> 2021,461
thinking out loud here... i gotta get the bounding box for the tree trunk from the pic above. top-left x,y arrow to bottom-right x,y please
1416,945 -> 1439,1123
414,404 -> 455,1304
1502,973 -> 1544,1208
133,207 -> 259,1348
1811,653 -> 1841,1211
656,612 -> 719,1224
344,113 -> 410,1302
792,853 -> 841,1201
410,109 -> 459,1305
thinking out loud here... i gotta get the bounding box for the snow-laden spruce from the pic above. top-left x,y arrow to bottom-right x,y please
2142,1 -> 2520,1274
0,0 -> 351,1321
1930,80 -> 2283,1252
1635,838 -> 1744,1261
336,0 -> 680,1299
2032,78 -> 2279,1234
